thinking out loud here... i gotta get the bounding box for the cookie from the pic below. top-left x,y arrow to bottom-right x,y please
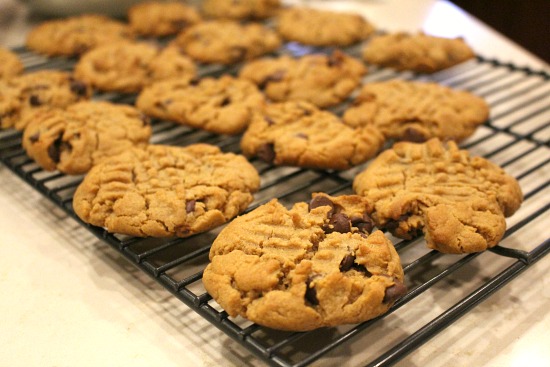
136,75 -> 265,135
73,144 -> 260,238
201,0 -> 281,20
128,1 -> 202,37
74,43 -> 197,94
22,101 -> 152,175
239,50 -> 366,108
362,32 -> 475,73
343,80 -> 489,142
171,21 -> 281,65
353,138 -> 523,254
0,47 -> 23,80
0,70 -> 92,130
25,14 -> 133,57
240,101 -> 384,170
203,193 -> 406,331
276,7 -> 375,47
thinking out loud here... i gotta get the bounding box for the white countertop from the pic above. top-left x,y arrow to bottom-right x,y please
0,1 -> 549,366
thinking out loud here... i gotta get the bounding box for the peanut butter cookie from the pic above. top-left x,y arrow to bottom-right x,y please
343,80 -> 489,142
22,101 -> 151,175
353,138 -> 523,253
240,101 -> 384,170
203,193 -> 406,331
73,144 -> 260,238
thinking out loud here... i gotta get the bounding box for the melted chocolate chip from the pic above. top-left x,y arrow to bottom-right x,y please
351,214 -> 374,234
305,279 -> 319,305
259,69 -> 286,89
308,196 -> 335,214
70,80 -> 88,97
29,95 -> 41,106
264,116 -> 275,125
383,280 -> 407,304
28,132 -> 40,144
186,200 -> 196,213
352,263 -> 372,277
325,213 -> 351,233
327,51 -> 345,67
220,96 -> 231,107
402,127 -> 427,143
47,135 -> 68,163
189,78 -> 200,86
256,143 -> 275,164
339,254 -> 355,272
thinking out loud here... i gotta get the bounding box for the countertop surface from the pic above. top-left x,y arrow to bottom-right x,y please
0,1 -> 549,366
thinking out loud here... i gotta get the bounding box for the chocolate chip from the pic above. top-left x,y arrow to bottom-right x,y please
383,280 -> 407,303
352,263 -> 372,277
259,69 -> 286,89
220,96 -> 231,107
256,143 -> 275,164
47,134 -> 65,163
295,132 -> 308,139
189,78 -> 200,86
29,95 -> 41,106
351,214 -> 374,234
28,132 -> 40,144
339,254 -> 355,271
264,116 -> 275,125
186,200 -> 196,213
305,279 -> 319,305
402,127 -> 427,143
308,196 -> 335,214
327,51 -> 345,67
325,213 -> 351,233
70,79 -> 88,97
140,114 -> 150,126
230,46 -> 247,62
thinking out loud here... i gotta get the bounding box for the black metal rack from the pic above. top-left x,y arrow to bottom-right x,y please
1,44 -> 549,367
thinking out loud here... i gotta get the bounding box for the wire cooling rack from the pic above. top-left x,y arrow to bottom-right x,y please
1,43 -> 549,366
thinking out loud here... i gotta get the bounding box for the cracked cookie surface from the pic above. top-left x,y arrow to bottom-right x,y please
171,21 -> 281,65
362,32 -> 475,73
353,138 -> 523,253
25,14 -> 133,57
128,1 -> 202,37
343,80 -> 489,142
22,101 -> 151,174
0,70 -> 92,130
240,101 -> 384,170
203,193 -> 406,331
239,50 -> 366,108
276,7 -> 375,46
136,75 -> 265,135
0,47 -> 23,80
74,43 -> 197,93
73,144 -> 260,238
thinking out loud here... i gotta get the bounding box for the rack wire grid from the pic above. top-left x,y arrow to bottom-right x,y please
1,42 -> 549,367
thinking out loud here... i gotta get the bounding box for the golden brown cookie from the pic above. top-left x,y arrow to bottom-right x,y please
128,1 -> 202,37
239,50 -> 366,108
203,193 -> 406,331
25,14 -> 133,57
276,7 -> 375,46
0,47 -> 23,80
343,80 -> 489,142
201,0 -> 281,20
136,75 -> 265,135
0,70 -> 92,130
73,144 -> 260,238
362,32 -> 475,73
240,101 -> 384,170
74,43 -> 197,94
171,20 -> 281,65
353,138 -> 523,254
22,101 -> 151,175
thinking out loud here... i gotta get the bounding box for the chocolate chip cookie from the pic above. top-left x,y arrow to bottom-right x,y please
136,75 -> 265,135
240,101 -> 384,170
203,193 -> 406,331
276,7 -> 375,46
0,47 -> 23,80
74,43 -> 197,93
22,101 -> 151,175
239,50 -> 366,108
0,70 -> 92,130
128,1 -> 202,37
353,138 -> 523,254
25,14 -> 133,57
171,20 -> 281,65
201,0 -> 281,20
362,32 -> 475,73
73,144 -> 260,238
343,80 -> 490,142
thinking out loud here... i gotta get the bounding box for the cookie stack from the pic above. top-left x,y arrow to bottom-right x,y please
0,0 -> 524,332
